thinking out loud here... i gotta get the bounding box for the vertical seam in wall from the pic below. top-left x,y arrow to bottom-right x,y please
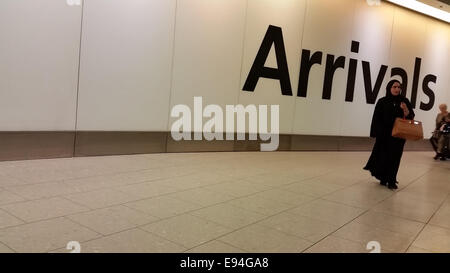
165,0 -> 179,153
234,0 -> 249,152
337,0 -> 358,151
388,5 -> 396,81
73,0 -> 86,157
290,0 -> 309,139
237,0 -> 249,104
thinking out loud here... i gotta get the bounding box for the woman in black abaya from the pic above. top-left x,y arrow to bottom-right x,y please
364,80 -> 415,189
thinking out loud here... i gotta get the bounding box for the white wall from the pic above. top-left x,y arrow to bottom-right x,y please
1,0 -> 449,138
0,0 -> 82,131
76,0 -> 176,131
168,0 -> 247,133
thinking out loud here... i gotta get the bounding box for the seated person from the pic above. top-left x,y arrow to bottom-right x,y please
431,104 -> 449,159
436,114 -> 450,160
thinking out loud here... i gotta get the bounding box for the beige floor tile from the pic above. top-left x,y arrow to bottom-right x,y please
411,225 -> 450,253
156,175 -> 221,191
373,194 -> 441,223
81,228 -> 185,253
0,242 -> 14,253
397,190 -> 448,205
141,214 -> 231,248
1,197 -> 89,222
0,209 -> 24,229
67,205 -> 159,235
218,224 -> 312,253
429,203 -> 450,229
280,180 -> 344,198
125,196 -> 201,219
354,211 -> 425,237
287,199 -> 365,226
226,195 -> 294,216
258,212 -> 341,243
406,246 -> 434,253
252,189 -> 316,206
182,172 -> 233,185
333,222 -> 415,252
304,236 -> 368,253
64,189 -> 139,209
115,181 -> 178,199
204,180 -> 272,198
5,181 -> 81,200
306,172 -> 368,187
322,185 -> 393,209
190,203 -> 266,229
0,175 -> 27,187
0,190 -> 25,205
167,188 -> 236,207
0,151 -> 447,254
243,173 -> 300,187
185,240 -> 245,253
0,217 -> 100,253
63,175 -> 128,192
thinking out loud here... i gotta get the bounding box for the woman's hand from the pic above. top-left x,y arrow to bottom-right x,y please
400,102 -> 409,117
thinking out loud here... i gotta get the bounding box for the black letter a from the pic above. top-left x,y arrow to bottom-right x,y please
242,25 -> 292,96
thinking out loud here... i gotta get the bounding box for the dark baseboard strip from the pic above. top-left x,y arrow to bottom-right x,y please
0,132 -> 75,161
0,131 -> 433,161
74,132 -> 167,157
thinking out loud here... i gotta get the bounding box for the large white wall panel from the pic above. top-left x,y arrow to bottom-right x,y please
389,6 -> 427,105
239,0 -> 307,134
339,1 -> 395,137
389,6 -> 442,138
168,0 -> 247,132
76,0 -> 176,131
418,19 -> 450,137
292,0 -> 356,136
0,0 -> 82,131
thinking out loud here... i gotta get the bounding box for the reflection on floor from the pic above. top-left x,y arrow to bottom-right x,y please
0,151 -> 449,253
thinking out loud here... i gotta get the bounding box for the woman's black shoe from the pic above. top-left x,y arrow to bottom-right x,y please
434,154 -> 440,160
380,181 -> 387,186
388,183 -> 398,190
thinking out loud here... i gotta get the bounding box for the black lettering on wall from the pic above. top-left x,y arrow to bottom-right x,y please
362,61 -> 388,104
345,41 -> 360,102
242,25 -> 292,96
322,54 -> 345,100
411,57 -> 422,108
297,50 -> 323,97
391,67 -> 408,97
420,74 -> 436,111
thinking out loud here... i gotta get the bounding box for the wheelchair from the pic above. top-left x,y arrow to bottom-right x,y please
431,124 -> 450,160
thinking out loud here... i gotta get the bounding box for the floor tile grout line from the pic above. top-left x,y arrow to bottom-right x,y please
0,207 -> 28,225
178,196 -> 328,253
0,168 -> 394,246
0,177 -> 278,234
303,167 -> 446,253
0,151 -> 442,251
301,208 -> 372,253
403,191 -> 450,253
301,174 -> 429,253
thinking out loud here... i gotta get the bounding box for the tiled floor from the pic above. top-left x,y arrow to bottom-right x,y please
0,151 -> 449,253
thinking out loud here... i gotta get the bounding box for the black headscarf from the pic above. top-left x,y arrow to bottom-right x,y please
385,79 -> 404,105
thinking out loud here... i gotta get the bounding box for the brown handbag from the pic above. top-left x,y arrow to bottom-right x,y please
392,118 -> 424,140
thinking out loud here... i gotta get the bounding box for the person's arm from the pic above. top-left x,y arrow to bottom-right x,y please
370,99 -> 389,138
401,99 -> 415,120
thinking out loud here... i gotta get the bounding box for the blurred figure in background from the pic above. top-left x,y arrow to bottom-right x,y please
430,104 -> 449,160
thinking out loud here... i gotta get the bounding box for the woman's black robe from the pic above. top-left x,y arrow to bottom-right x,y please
364,94 -> 415,183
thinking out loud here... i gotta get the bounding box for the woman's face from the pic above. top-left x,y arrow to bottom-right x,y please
390,82 -> 401,96
439,105 -> 447,114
